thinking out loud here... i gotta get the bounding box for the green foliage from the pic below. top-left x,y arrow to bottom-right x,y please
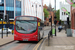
43,8 -> 49,18
56,10 -> 64,25
56,10 -> 60,21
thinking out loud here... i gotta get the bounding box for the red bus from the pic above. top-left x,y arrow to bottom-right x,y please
14,16 -> 44,41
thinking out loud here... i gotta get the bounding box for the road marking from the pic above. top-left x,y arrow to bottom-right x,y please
33,39 -> 43,50
35,40 -> 43,50
33,35 -> 48,50
33,41 -> 40,50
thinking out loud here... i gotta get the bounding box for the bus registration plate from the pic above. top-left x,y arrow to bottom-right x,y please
23,39 -> 28,41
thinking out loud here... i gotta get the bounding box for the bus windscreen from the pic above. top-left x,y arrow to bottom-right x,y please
15,17 -> 37,34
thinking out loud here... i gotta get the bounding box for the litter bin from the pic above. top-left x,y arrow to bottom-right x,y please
52,28 -> 55,36
66,29 -> 72,37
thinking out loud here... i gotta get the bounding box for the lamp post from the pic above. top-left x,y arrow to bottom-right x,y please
0,2 -> 4,38
55,0 -> 57,36
36,4 -> 37,17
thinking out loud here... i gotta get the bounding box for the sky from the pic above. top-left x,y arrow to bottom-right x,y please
30,0 -> 67,10
44,0 -> 67,10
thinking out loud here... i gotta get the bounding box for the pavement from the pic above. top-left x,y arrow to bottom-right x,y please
43,26 -> 51,30
0,35 -> 14,46
40,30 -> 75,50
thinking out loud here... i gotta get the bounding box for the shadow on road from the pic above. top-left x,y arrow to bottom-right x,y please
16,40 -> 41,44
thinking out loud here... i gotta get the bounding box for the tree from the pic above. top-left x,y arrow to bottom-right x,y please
56,10 -> 64,24
56,10 -> 60,21
43,8 -> 49,18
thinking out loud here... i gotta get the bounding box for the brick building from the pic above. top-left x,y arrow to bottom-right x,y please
71,6 -> 75,37
43,4 -> 54,26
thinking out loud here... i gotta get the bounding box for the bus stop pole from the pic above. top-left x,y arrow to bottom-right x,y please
6,21 -> 8,37
6,15 -> 8,37
55,0 -> 56,36
51,16 -> 53,37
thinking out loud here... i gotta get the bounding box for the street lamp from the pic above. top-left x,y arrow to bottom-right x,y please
54,0 -> 57,36
32,1 -> 41,17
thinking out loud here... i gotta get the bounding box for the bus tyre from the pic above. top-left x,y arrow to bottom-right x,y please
18,41 -> 22,42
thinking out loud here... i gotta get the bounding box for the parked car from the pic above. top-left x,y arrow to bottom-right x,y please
0,28 -> 12,34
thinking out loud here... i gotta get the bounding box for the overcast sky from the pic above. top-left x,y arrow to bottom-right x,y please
44,0 -> 67,10
30,0 -> 67,10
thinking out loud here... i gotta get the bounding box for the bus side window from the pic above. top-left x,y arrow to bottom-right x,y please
38,22 -> 44,30
40,22 -> 44,27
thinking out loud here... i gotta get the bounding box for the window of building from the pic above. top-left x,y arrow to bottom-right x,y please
0,0 -> 4,13
16,0 -> 21,8
6,11 -> 14,18
5,0 -> 21,18
0,0 -> 4,3
66,12 -> 70,15
62,12 -> 63,15
64,12 -> 66,15
0,0 -> 4,6
6,0 -> 14,19
16,0 -> 21,16
1,0 -> 4,2
68,12 -> 70,14
6,0 -> 14,7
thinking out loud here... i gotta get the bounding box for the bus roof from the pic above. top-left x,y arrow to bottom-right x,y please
15,16 -> 39,19
15,16 -> 43,22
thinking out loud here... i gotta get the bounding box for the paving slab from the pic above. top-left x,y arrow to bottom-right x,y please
40,30 -> 75,50
0,35 -> 14,46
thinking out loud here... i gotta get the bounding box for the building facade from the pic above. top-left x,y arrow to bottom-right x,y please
0,0 -> 21,19
0,0 -> 21,30
43,4 -> 54,26
21,0 -> 44,21
71,6 -> 75,37
60,2 -> 71,21
60,1 -> 75,37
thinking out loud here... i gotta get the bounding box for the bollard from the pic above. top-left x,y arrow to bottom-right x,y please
50,30 -> 53,37
48,30 -> 53,46
48,31 -> 50,46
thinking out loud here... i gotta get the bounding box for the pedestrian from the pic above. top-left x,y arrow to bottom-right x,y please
58,25 -> 62,32
58,20 -> 62,32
